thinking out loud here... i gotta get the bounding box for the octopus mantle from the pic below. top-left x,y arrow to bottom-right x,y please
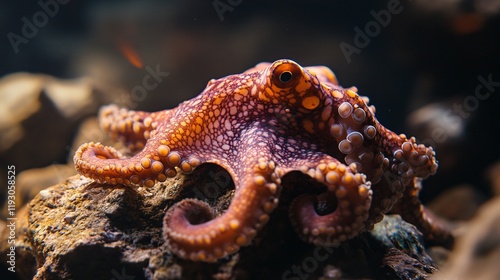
74,59 -> 452,262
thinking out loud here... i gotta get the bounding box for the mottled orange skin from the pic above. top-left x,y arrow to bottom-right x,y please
74,59 -> 452,262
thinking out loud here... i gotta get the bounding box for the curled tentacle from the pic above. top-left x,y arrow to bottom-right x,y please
163,159 -> 281,262
286,157 -> 372,245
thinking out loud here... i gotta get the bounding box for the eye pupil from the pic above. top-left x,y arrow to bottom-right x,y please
279,71 -> 293,83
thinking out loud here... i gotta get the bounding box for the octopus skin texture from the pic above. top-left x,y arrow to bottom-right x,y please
74,59 -> 452,262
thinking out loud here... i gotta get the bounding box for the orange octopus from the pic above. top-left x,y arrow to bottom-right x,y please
74,59 -> 452,262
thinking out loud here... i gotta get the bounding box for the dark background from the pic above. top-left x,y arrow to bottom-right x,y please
1,0 -> 499,202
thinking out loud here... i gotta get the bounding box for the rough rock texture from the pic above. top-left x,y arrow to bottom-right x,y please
1,118 -> 118,219
0,73 -> 123,225
0,167 -> 440,280
0,206 -> 36,280
371,215 -> 437,280
433,197 -> 500,280
28,174 -> 182,280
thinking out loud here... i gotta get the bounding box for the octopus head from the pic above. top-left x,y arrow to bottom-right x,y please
255,60 -> 358,145
257,59 -> 327,112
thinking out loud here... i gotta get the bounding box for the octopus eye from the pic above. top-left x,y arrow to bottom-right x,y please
270,60 -> 302,89
279,71 -> 293,83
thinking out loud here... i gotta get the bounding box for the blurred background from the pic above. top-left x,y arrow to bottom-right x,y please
1,0 -> 499,211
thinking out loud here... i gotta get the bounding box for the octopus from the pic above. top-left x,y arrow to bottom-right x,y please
74,59 -> 452,262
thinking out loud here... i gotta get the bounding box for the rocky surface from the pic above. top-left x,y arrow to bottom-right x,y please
0,206 -> 35,280
371,215 -> 437,280
1,113 -> 496,279
0,73 -> 109,170
427,184 -> 486,221
0,73 -> 122,224
1,167 -> 440,280
27,174 -> 182,280
0,118 -> 118,219
433,197 -> 500,280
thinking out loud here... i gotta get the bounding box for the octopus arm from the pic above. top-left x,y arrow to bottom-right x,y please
390,178 -> 454,248
162,126 -> 281,262
281,153 -> 373,245
99,104 -> 174,152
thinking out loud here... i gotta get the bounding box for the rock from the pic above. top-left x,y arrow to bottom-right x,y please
370,215 -> 437,280
0,73 -> 116,171
1,118 -> 118,219
425,246 -> 450,269
381,248 -> 435,280
27,175 -> 179,280
0,73 -> 46,153
0,165 -> 76,218
427,184 -> 486,221
433,197 -> 500,280
0,206 -> 36,280
1,170 -> 439,280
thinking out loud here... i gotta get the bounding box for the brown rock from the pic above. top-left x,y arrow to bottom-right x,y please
0,206 -> 37,280
1,168 -> 440,280
27,175 -> 179,280
0,73 -> 116,172
1,165 -> 76,217
433,197 -> 500,280
0,118 -> 119,219
427,184 -> 486,221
